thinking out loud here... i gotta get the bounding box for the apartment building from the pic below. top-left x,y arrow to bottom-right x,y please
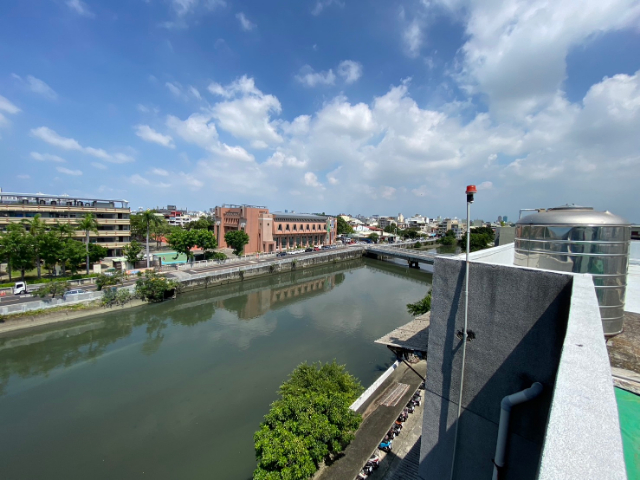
0,191 -> 131,256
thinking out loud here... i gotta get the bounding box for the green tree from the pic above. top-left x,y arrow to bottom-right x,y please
185,216 -> 214,231
336,217 -> 354,235
458,226 -> 495,252
195,229 -> 218,257
96,272 -> 123,291
368,232 -> 379,243
32,281 -> 67,299
51,222 -> 76,275
140,210 -> 164,268
439,229 -> 457,246
64,239 -> 87,274
404,228 -> 420,240
225,230 -> 250,257
135,271 -> 179,302
254,361 -> 363,480
77,214 -> 100,275
89,243 -> 108,265
129,213 -> 146,241
22,214 -> 46,279
1,223 -> 35,282
38,231 -> 64,276
407,291 -> 432,316
167,229 -> 199,265
383,224 -> 398,234
123,240 -> 144,264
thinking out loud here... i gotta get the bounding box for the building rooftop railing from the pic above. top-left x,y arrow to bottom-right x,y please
0,191 -> 129,208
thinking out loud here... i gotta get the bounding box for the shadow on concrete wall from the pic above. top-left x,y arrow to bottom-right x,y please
420,259 -> 573,480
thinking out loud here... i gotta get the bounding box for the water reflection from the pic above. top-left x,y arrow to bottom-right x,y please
0,260 -> 361,395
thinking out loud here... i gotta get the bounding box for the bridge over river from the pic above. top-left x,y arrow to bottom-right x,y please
363,240 -> 454,268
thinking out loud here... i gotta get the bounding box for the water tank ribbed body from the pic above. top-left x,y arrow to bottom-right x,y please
514,206 -> 631,335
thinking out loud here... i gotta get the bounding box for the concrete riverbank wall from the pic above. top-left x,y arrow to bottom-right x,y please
179,248 -> 365,293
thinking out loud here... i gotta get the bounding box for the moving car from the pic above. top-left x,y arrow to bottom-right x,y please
63,289 -> 87,300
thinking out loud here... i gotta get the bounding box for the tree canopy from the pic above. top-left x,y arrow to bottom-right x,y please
407,291 -> 432,316
168,229 -> 218,263
254,361 -> 363,480
459,226 -> 495,252
225,230 -> 250,256
123,240 -> 144,264
336,217 -> 353,235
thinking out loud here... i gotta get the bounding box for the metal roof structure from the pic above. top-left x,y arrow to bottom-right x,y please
517,205 -> 630,226
375,313 -> 430,352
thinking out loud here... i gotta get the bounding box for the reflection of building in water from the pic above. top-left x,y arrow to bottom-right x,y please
218,273 -> 344,320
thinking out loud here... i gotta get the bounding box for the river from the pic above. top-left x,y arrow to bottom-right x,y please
0,257 -> 431,480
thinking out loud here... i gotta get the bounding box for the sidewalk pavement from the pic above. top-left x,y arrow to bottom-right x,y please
316,360 -> 426,480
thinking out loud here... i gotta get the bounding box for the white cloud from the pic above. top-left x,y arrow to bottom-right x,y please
189,86 -> 202,100
57,166 -> 83,176
236,12 -> 256,31
311,0 -> 344,16
0,95 -> 20,115
129,174 -> 150,186
477,181 -> 493,190
17,174 -> 30,179
66,0 -> 95,17
134,124 -> 175,148
13,74 -> 58,100
149,168 -> 169,176
31,152 -> 66,163
304,172 -> 324,189
295,66 -> 336,87
30,126 -> 135,163
91,162 -> 107,170
403,19 -> 423,58
381,186 -> 397,199
166,112 -> 219,149
433,0 -> 640,118
166,82 -> 186,99
264,150 -> 307,168
337,60 -> 363,84
209,76 -> 283,147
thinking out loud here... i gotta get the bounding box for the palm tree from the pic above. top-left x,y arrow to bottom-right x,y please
77,214 -> 100,275
22,214 -> 46,279
140,210 -> 163,268
52,222 -> 76,276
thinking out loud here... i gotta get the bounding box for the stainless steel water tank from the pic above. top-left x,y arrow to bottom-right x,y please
515,205 -> 631,335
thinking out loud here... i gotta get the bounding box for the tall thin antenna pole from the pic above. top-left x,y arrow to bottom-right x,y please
449,184 -> 477,480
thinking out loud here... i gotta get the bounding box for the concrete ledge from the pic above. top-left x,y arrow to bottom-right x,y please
350,360 -> 400,411
538,274 -> 627,480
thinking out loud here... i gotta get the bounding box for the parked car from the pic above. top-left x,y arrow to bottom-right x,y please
276,252 -> 287,257
314,246 -> 321,251
305,247 -> 313,252
13,282 -> 29,295
63,289 -> 87,300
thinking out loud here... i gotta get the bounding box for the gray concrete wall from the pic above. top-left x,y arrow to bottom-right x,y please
495,227 -> 515,246
419,258 -> 573,480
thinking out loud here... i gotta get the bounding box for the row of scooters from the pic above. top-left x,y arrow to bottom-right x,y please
356,386 -> 424,479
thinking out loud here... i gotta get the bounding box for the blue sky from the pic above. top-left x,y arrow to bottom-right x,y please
1,0 -> 639,222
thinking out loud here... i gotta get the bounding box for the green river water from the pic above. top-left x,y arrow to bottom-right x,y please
0,257 -> 431,480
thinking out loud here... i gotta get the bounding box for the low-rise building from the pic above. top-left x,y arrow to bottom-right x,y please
213,204 -> 336,254
0,190 -> 131,256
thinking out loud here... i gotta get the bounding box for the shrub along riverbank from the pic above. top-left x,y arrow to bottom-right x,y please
253,361 -> 363,480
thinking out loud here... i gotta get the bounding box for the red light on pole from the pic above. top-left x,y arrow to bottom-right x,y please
466,185 -> 477,195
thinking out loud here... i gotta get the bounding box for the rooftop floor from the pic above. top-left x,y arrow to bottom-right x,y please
607,311 -> 640,374
374,313 -> 430,352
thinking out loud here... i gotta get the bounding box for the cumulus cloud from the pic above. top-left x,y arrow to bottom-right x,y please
30,126 -> 135,163
337,60 -> 363,84
150,168 -> 169,176
477,181 -> 493,190
0,95 -> 20,115
403,19 -> 423,58
56,166 -> 82,176
236,12 -> 256,31
134,124 -> 175,148
304,172 -> 324,188
295,66 -> 336,87
91,162 -> 107,170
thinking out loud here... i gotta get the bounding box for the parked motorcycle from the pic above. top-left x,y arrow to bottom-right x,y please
379,439 -> 393,452
356,470 -> 368,479
366,455 -> 381,469
407,402 -> 416,413
393,423 -> 402,436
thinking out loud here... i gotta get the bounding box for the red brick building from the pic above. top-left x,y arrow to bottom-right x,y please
213,204 -> 336,254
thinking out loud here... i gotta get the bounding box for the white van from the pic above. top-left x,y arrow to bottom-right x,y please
13,282 -> 28,295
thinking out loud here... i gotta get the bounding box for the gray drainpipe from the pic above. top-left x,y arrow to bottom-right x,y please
492,382 -> 543,480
